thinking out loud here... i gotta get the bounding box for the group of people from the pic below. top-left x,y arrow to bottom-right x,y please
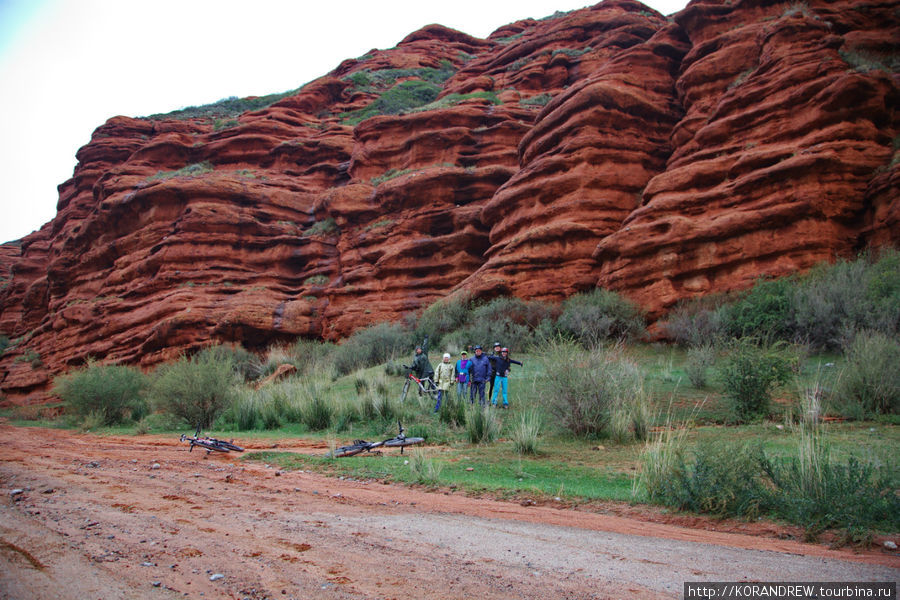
411,342 -> 523,412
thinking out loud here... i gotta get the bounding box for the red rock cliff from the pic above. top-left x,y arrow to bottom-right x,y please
1,0 -> 897,400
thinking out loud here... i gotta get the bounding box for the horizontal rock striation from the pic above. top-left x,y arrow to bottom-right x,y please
1,0 -> 897,400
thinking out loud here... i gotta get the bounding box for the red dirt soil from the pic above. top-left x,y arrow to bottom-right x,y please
1,425 -> 896,599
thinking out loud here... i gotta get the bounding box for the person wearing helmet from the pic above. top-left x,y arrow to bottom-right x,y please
466,345 -> 492,406
487,341 -> 502,400
489,347 -> 522,408
433,352 -> 455,412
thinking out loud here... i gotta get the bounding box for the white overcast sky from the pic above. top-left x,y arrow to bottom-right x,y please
0,0 -> 687,244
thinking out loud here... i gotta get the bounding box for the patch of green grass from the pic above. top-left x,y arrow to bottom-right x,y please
342,80 -> 443,125
142,89 -> 301,121
245,443 -> 634,502
408,91 -> 501,113
520,93 -> 552,106
303,275 -> 330,286
302,218 -> 338,237
145,162 -> 214,182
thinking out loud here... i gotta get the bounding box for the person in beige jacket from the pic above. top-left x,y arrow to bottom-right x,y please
433,352 -> 455,413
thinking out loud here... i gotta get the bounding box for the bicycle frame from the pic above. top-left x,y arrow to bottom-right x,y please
332,421 -> 423,457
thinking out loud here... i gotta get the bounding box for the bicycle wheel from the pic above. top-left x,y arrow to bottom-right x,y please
212,440 -> 244,452
382,436 -> 425,448
193,440 -> 228,452
400,378 -> 411,403
331,440 -> 372,458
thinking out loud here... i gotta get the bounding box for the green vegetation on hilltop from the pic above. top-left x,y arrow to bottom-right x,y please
143,88 -> 302,121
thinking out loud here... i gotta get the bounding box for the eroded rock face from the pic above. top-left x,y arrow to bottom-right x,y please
1,0 -> 897,400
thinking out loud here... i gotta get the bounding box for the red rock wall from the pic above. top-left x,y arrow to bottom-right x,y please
1,0 -> 897,400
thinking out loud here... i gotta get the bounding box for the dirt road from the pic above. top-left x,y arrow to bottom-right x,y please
0,425 -> 897,599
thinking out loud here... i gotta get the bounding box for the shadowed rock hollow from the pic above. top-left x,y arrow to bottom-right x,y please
1,0 -> 898,400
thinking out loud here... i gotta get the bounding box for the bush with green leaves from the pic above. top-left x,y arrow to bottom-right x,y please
792,249 -> 900,350
834,330 -> 900,416
723,277 -> 794,341
0,334 -> 9,357
53,361 -> 149,425
716,339 -> 794,422
555,289 -> 645,347
639,431 -> 899,541
149,350 -> 238,428
332,321 -> 412,376
143,89 -> 301,121
644,440 -> 775,518
685,344 -> 716,388
414,293 -> 473,347
465,404 -> 500,444
663,296 -> 729,348
343,80 -> 442,125
541,341 -> 644,438
445,296 -> 554,351
511,409 -> 542,454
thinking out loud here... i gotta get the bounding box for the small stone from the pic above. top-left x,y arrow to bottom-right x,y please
10,489 -> 24,496
142,562 -> 154,567
209,573 -> 225,581
151,463 -> 161,470
152,581 -> 161,587
884,541 -> 897,550
465,467 -> 474,472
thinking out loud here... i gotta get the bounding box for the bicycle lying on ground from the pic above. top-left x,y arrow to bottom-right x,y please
180,426 -> 244,454
400,365 -> 438,404
331,421 -> 424,457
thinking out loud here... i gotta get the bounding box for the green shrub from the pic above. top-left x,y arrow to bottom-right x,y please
146,161 -> 214,182
792,249 -> 900,350
343,80 -> 442,125
437,391 -> 466,427
520,93 -> 552,106
200,344 -> 263,381
447,297 -> 553,351
771,449 -> 900,541
664,297 -> 729,348
414,293 -> 473,347
228,391 -> 261,430
53,361 -> 149,425
149,351 -> 238,428
685,344 -> 716,388
716,339 -> 794,422
409,448 -> 443,485
332,321 -> 412,376
724,277 -> 794,341
541,341 -> 644,437
302,396 -> 333,430
465,404 -> 500,444
409,91 -> 501,113
555,289 -> 645,347
143,89 -> 301,121
302,218 -> 338,237
511,409 -> 542,454
641,429 -> 900,540
647,440 -> 775,518
0,335 -> 9,357
835,330 -> 900,416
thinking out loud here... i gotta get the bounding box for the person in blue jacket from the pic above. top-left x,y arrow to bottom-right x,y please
489,347 -> 522,408
455,350 -> 470,400
466,345 -> 492,406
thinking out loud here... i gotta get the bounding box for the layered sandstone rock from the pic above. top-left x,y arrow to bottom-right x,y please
1,0 -> 897,401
